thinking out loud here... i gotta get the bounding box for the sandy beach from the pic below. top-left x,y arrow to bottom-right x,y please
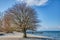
0,32 -> 54,40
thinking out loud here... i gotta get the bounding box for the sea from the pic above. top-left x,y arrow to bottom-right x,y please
27,31 -> 60,40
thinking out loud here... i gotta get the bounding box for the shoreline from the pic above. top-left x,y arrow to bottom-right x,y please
0,32 -> 53,40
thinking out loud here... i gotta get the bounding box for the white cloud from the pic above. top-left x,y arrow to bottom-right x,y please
16,0 -> 48,6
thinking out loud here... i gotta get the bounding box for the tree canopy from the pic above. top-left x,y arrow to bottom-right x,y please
3,3 -> 40,38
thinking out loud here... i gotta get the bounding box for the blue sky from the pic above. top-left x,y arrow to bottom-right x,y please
0,0 -> 60,31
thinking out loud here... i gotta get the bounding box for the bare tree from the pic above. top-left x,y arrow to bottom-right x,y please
0,19 -> 2,32
0,18 -> 4,32
0,12 -> 2,28
3,13 -> 15,33
5,3 -> 39,38
0,19 -> 2,26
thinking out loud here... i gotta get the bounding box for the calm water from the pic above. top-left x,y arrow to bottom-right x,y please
27,31 -> 60,40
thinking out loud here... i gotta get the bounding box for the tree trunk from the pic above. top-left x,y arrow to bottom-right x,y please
23,28 -> 27,38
